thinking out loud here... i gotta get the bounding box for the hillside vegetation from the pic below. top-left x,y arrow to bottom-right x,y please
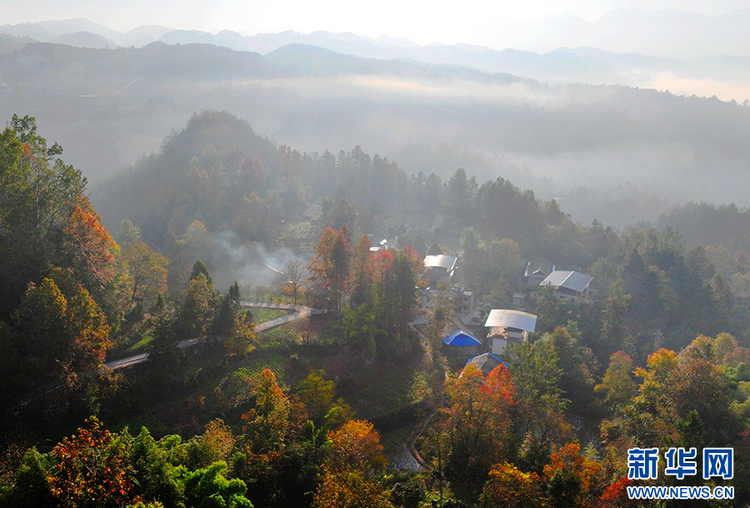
3,112 -> 750,507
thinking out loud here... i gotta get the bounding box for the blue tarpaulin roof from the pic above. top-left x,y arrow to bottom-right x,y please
443,330 -> 482,346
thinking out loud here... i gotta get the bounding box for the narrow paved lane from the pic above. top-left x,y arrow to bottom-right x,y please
105,303 -> 321,371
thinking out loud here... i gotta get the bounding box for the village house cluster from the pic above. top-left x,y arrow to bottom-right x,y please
419,253 -> 594,369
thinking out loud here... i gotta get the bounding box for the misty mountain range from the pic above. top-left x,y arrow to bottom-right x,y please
7,10 -> 750,58
1,16 -> 750,228
4,13 -> 750,97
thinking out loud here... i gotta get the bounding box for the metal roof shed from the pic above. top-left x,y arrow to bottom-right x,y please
484,309 -> 537,332
540,271 -> 593,293
424,255 -> 457,271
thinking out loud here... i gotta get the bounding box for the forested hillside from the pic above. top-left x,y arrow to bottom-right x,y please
94,110 -> 750,351
3,112 -> 750,507
0,115 -> 119,429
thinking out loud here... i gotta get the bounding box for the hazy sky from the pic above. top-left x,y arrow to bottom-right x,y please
4,0 -> 750,46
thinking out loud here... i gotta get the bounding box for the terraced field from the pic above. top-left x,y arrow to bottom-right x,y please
212,352 -> 290,410
240,353 -> 288,386
250,308 -> 292,324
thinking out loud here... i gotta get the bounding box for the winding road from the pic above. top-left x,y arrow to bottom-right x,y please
104,303 -> 321,371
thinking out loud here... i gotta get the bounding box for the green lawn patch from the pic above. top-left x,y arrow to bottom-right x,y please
127,334 -> 153,353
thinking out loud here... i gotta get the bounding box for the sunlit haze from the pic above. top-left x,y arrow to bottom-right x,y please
2,0 -> 749,46
3,0 -> 750,499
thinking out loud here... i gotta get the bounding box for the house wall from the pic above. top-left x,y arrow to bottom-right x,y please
492,337 -> 509,356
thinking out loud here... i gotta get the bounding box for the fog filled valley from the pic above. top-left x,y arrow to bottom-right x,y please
4,11 -> 750,508
2,37 -> 750,227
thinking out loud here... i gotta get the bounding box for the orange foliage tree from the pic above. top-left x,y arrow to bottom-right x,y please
627,337 -> 741,449
47,417 -> 135,508
312,468 -> 393,508
327,420 -> 386,474
437,363 -> 515,484
543,443 -> 603,508
313,419 -> 391,508
480,462 -> 544,508
599,478 -> 638,508
63,199 -> 118,292
201,419 -> 236,465
367,250 -> 394,287
67,286 -> 112,372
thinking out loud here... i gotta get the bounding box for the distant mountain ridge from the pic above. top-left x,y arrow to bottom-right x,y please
0,41 -> 275,92
52,31 -> 118,49
4,12 -> 750,100
4,9 -> 750,59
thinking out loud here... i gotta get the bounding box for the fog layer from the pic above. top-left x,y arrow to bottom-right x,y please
1,41 -> 749,226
